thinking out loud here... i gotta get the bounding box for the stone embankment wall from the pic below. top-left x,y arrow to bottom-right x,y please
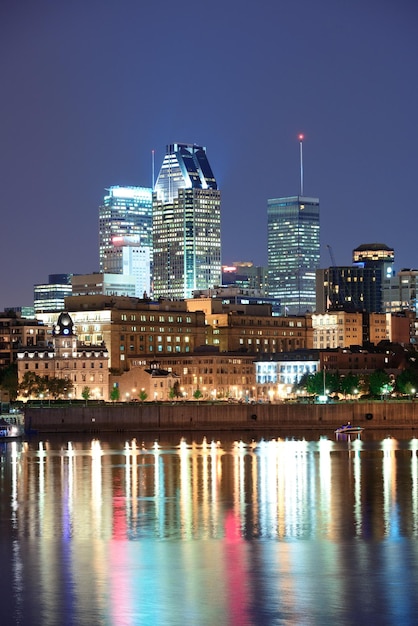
24,401 -> 418,434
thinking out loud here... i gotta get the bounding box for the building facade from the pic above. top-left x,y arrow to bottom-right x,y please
17,311 -> 109,401
382,269 -> 418,314
0,312 -> 46,368
255,350 -> 319,400
99,186 -> 153,297
267,196 -> 320,315
71,273 -> 137,298
37,295 -> 207,372
152,143 -> 221,299
124,352 -> 257,401
222,262 -> 269,294
34,274 -> 73,313
316,243 -> 395,314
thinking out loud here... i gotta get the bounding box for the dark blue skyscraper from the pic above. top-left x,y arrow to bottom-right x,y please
268,195 -> 320,315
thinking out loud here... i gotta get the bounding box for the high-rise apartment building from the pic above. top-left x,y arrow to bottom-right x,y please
267,195 -> 320,315
99,186 -> 153,297
152,143 -> 221,299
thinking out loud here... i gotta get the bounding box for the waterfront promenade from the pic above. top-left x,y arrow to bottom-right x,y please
24,399 -> 418,433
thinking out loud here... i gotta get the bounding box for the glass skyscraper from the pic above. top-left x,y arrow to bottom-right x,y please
152,143 -> 221,299
99,186 -> 153,297
268,195 -> 320,315
34,274 -> 73,313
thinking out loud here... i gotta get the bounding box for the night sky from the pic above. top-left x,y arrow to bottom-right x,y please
1,0 -> 417,310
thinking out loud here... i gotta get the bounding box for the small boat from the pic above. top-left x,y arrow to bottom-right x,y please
335,423 -> 364,435
0,411 -> 25,439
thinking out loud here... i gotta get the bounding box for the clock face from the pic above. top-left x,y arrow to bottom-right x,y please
63,328 -> 70,335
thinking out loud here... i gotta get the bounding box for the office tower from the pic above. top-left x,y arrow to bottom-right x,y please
99,186 -> 153,297
267,196 -> 320,315
34,274 -> 73,313
316,243 -> 395,314
152,143 -> 221,299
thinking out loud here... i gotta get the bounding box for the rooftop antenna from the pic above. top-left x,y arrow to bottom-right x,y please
298,133 -> 304,196
151,149 -> 155,191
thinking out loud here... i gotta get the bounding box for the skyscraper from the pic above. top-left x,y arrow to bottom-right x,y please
99,186 -> 153,297
34,274 -> 73,313
316,243 -> 395,314
267,195 -> 320,315
152,143 -> 221,299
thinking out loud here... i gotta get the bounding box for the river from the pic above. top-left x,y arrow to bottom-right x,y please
1,429 -> 418,625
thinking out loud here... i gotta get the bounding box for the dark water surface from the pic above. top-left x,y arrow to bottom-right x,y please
1,429 -> 418,625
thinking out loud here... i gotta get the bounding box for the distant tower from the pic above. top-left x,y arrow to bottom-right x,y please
34,274 -> 73,313
152,143 -> 221,299
267,136 -> 320,315
99,186 -> 153,297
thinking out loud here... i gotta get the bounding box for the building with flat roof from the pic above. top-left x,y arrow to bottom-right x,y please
34,274 -> 72,313
71,273 -> 136,298
268,195 -> 320,315
99,186 -> 153,297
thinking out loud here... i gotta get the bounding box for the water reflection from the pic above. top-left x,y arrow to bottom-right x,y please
1,434 -> 418,624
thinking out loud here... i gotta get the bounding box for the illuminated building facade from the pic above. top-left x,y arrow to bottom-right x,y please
34,274 -> 72,313
36,295 -> 207,372
17,311 -> 109,401
152,143 -> 221,299
0,312 -> 46,368
267,196 -> 320,315
71,273 -> 136,297
255,350 -> 319,399
99,186 -> 153,296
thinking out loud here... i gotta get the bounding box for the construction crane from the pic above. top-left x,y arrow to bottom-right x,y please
326,244 -> 337,268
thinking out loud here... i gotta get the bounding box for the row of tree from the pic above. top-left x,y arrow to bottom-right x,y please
296,367 -> 418,399
5,365 -> 418,403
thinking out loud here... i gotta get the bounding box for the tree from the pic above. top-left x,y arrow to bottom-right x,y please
339,372 -> 361,398
168,381 -> 183,400
368,370 -> 392,398
174,380 -> 182,398
19,372 -> 45,399
299,371 -> 339,397
48,377 -> 74,400
110,386 -> 120,402
395,368 -> 418,396
0,363 -> 18,401
138,389 -> 148,402
193,388 -> 203,400
81,386 -> 91,404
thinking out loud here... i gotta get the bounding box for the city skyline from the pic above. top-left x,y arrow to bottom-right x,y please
1,0 -> 417,310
